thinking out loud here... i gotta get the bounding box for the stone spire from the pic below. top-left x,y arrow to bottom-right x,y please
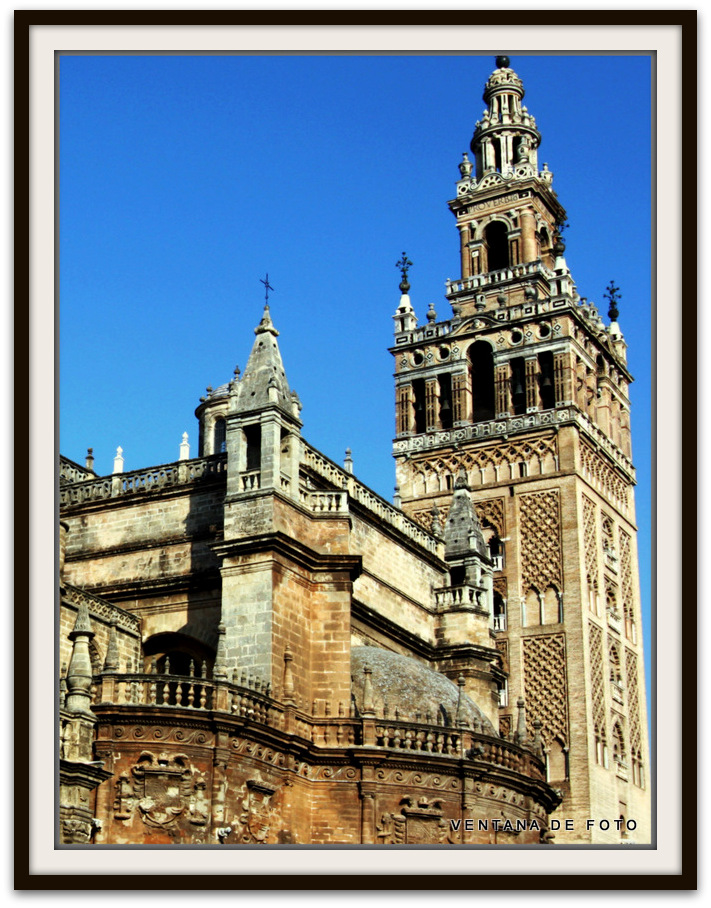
232,305 -> 297,418
443,467 -> 488,559
65,600 -> 95,715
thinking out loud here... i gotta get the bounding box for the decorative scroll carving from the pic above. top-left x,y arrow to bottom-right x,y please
519,490 -> 562,594
522,634 -> 568,745
499,715 -> 512,739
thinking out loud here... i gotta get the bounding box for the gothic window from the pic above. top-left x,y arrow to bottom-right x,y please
214,417 -> 226,454
484,220 -> 509,271
438,373 -> 453,430
468,342 -> 495,423
594,725 -> 608,767
510,357 -> 527,416
631,749 -> 645,788
538,351 -> 555,410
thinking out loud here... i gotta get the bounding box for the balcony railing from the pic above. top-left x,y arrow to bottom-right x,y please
60,454 -> 227,507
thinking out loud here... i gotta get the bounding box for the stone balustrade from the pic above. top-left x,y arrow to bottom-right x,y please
93,670 -> 280,728
59,456 -> 96,484
60,454 -> 227,507
81,667 -> 545,779
434,584 -> 485,611
300,489 -> 349,514
303,445 -> 441,556
446,261 -> 553,296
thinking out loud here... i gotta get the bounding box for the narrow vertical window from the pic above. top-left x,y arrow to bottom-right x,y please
214,418 -> 226,454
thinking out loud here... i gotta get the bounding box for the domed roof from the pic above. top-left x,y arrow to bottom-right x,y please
351,646 -> 496,736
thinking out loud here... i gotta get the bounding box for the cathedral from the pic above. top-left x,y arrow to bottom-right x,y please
58,57 -> 651,847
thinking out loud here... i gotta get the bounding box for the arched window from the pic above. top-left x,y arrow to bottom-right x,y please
244,424 -> 261,472
493,592 -> 507,631
538,351 -> 555,410
438,374 -> 453,430
214,417 -> 226,454
142,632 -> 216,679
412,379 -> 426,434
546,737 -> 568,781
510,357 -> 527,416
543,585 -> 561,624
484,221 -> 509,271
468,341 -> 495,423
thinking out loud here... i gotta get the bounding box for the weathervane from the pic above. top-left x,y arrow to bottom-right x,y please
260,273 -> 275,304
396,252 -> 413,293
604,281 -> 621,321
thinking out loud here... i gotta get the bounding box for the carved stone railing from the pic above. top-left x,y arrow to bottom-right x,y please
446,261 -> 554,296
59,456 -> 96,485
93,670 -> 281,728
241,469 -> 260,492
300,489 -> 349,515
368,718 -> 546,781
303,445 -> 441,556
434,584 -> 487,611
374,720 -> 463,756
60,454 -> 227,507
393,407 -> 567,455
63,584 -> 141,637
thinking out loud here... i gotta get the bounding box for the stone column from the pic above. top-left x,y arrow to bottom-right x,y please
525,358 -> 538,412
495,363 -> 511,417
459,224 -> 471,279
425,378 -> 439,432
520,208 -> 538,263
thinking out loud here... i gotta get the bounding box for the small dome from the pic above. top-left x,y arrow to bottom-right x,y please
351,646 -> 496,735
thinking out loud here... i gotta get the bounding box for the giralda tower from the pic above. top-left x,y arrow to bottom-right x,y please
391,57 -> 650,844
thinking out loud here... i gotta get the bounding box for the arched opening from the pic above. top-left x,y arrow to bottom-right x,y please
468,341 -> 495,423
612,722 -> 626,768
510,357 -> 527,416
543,585 -> 561,624
484,221 -> 509,271
546,737 -> 568,782
523,588 -> 540,627
438,373 -> 453,430
214,417 -> 226,454
243,424 -> 261,472
538,351 -> 555,410
142,632 -> 216,678
412,379 -> 426,434
493,592 -> 507,631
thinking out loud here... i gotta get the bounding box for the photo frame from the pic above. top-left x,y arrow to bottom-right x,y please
16,8 -> 696,890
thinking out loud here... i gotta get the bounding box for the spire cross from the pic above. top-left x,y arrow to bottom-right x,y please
604,281 -> 621,321
396,252 -> 413,282
260,273 -> 275,304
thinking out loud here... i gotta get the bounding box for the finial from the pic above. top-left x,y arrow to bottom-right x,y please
427,302 -> 437,324
454,466 -> 469,491
179,432 -> 190,461
604,281 -> 621,321
396,252 -> 413,294
260,273 -> 274,304
495,55 -> 510,69
85,447 -> 94,471
344,448 -> 353,474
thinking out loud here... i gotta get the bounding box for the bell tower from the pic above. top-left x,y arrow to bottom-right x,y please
391,57 -> 650,844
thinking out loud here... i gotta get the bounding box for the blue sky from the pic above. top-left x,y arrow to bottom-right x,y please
59,53 -> 652,703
